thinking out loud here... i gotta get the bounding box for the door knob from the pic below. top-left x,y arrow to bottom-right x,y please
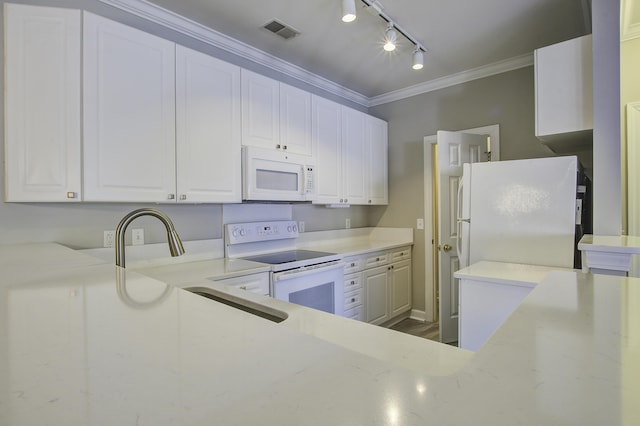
442,244 -> 452,252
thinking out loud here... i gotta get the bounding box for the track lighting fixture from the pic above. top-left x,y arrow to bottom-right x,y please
340,0 -> 427,70
412,47 -> 424,70
383,23 -> 397,51
341,0 -> 356,23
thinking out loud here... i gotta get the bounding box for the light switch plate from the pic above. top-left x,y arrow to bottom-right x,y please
417,218 -> 424,230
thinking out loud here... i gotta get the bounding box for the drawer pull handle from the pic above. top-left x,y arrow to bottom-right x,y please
351,298 -> 356,303
351,280 -> 355,285
239,285 -> 247,290
351,262 -> 356,267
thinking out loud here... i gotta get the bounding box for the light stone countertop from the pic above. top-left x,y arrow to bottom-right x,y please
1,242 -> 639,425
454,260 -> 576,287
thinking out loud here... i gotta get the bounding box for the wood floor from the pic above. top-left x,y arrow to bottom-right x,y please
389,318 -> 440,341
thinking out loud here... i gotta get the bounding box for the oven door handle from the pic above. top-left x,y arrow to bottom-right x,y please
273,262 -> 344,282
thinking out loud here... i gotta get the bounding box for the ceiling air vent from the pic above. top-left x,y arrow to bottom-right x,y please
262,19 -> 300,40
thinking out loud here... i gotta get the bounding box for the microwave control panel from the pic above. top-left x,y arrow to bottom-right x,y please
226,220 -> 299,245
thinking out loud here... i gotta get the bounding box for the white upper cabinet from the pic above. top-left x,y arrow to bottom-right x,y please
83,12 -> 177,202
312,96 -> 388,205
280,83 -> 312,156
312,96 -> 343,204
241,70 -> 280,150
367,116 -> 388,205
4,4 -> 81,202
175,45 -> 242,203
535,35 -> 593,148
341,107 -> 368,205
241,70 -> 312,156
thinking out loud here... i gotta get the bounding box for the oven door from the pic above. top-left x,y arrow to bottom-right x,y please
272,262 -> 344,316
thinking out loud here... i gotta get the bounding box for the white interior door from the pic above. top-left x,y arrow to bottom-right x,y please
437,131 -> 488,344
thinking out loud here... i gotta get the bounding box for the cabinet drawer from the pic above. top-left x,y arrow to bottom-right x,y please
213,272 -> 270,295
343,272 -> 363,293
391,247 -> 411,262
344,288 -> 363,311
344,305 -> 363,321
343,255 -> 363,274
365,252 -> 388,268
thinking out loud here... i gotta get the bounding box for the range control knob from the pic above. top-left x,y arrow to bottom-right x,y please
292,225 -> 298,232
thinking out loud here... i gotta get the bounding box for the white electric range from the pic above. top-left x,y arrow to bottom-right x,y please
224,221 -> 345,316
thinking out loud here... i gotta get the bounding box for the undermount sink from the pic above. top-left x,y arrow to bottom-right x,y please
186,286 -> 288,323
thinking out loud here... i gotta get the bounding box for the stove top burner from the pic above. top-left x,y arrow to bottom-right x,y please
243,250 -> 336,265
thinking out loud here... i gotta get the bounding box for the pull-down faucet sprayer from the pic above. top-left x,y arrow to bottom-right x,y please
115,208 -> 185,268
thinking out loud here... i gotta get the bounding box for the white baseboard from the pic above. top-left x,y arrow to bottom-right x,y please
409,309 -> 427,322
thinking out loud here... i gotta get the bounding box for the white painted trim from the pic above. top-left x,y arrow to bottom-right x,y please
423,135 -> 437,323
99,0 -> 535,108
409,309 -> 427,322
98,0 -> 369,106
627,102 -> 640,277
621,0 -> 640,41
369,54 -> 533,106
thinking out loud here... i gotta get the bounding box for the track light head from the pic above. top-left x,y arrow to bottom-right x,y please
412,47 -> 424,70
342,0 -> 356,22
383,24 -> 397,52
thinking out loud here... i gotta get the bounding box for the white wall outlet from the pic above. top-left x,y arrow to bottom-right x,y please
345,218 -> 351,229
417,218 -> 424,230
298,221 -> 305,233
132,228 -> 144,245
103,230 -> 115,248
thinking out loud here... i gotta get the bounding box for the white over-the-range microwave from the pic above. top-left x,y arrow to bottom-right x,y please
242,146 -> 315,202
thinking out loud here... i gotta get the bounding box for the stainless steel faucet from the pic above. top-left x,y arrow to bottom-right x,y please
115,208 -> 185,268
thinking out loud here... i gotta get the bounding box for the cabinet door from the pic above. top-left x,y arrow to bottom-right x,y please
241,69 -> 280,150
535,35 -> 593,137
83,13 -> 176,202
367,116 -> 388,205
280,83 -> 312,156
389,259 -> 412,317
363,265 -> 389,325
4,4 -> 81,202
341,107 -> 367,205
312,96 -> 342,204
175,45 -> 241,203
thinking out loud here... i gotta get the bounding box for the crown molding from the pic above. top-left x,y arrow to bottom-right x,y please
368,53 -> 534,106
98,0 -> 370,106
99,0 -> 534,109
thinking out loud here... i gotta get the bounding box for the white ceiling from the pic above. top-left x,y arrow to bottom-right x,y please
137,0 -> 591,103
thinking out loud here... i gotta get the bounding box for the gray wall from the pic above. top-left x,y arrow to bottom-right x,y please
592,0 -> 621,235
369,66 -> 559,313
0,0 -> 369,249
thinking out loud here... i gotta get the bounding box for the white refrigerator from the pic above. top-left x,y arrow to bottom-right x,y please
457,156 -> 578,269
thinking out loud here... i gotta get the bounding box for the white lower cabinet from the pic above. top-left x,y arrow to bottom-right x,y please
459,278 -> 533,351
213,272 -> 270,296
343,271 -> 364,321
344,246 -> 412,325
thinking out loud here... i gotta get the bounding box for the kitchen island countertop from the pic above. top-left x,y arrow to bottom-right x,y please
1,242 -> 638,425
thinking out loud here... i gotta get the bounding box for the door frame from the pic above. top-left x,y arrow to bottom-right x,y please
422,124 -> 500,322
